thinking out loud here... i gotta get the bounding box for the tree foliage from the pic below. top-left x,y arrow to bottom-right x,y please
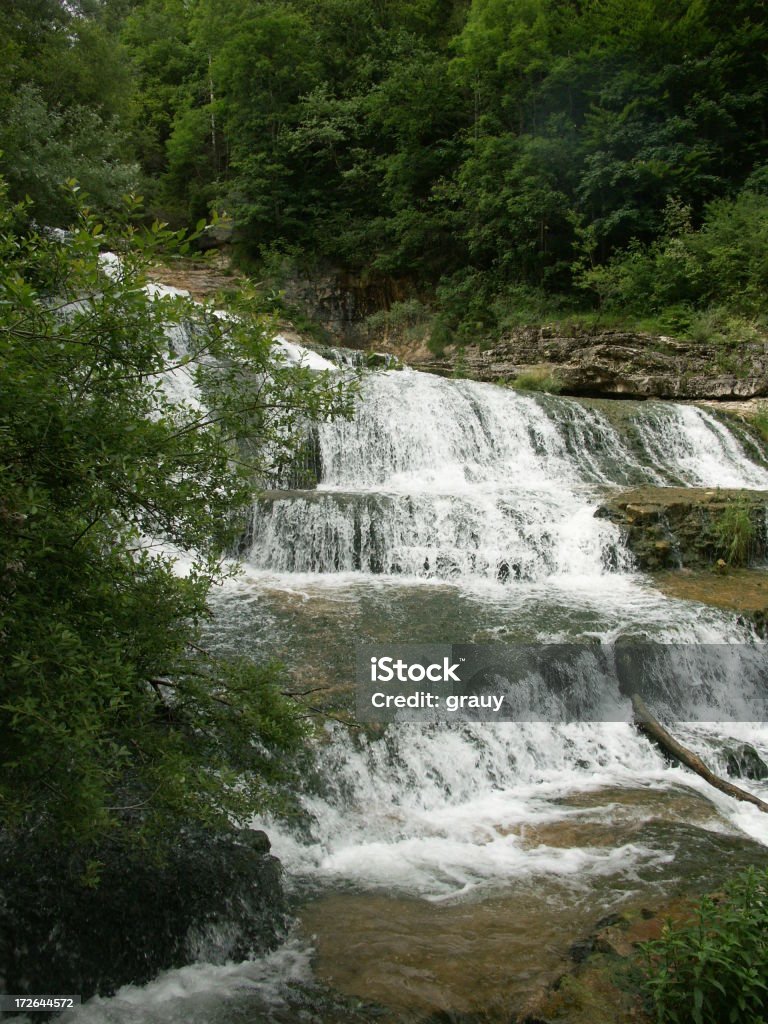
4,0 -> 767,335
0,183 -> 354,849
0,0 -> 137,225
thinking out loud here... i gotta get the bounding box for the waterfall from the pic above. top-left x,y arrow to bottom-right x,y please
70,356 -> 768,1023
631,402 -> 768,488
232,366 -> 768,900
244,369 -> 768,582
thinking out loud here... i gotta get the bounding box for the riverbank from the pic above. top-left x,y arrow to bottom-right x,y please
149,254 -> 768,403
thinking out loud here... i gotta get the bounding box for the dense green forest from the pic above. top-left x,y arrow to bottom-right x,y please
2,0 -> 767,344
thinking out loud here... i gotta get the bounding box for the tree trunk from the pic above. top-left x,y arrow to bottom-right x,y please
631,694 -> 768,813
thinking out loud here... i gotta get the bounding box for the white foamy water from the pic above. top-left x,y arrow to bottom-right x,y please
246,368 -> 768,583
252,718 -> 768,902
633,402 -> 768,487
274,333 -> 339,372
63,940 -> 313,1024
236,367 -> 768,903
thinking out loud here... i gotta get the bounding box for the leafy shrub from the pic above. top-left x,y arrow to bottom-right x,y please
511,367 -> 563,394
641,867 -> 768,1024
0,85 -> 139,225
435,268 -> 497,340
366,299 -> 430,342
686,308 -> 762,348
490,285 -> 579,330
428,317 -> 454,356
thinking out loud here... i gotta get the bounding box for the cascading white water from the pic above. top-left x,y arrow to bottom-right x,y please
316,371 -> 637,490
229,368 -> 768,901
632,402 -> 768,487
246,369 -> 768,582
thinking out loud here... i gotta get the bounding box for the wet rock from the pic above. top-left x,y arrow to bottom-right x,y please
593,912 -> 629,930
365,351 -> 402,369
0,827 -> 287,1000
652,567 -> 768,623
282,270 -> 411,343
594,486 -> 768,570
724,742 -> 768,780
745,607 -> 768,638
146,255 -> 243,301
593,927 -> 634,959
568,937 -> 595,963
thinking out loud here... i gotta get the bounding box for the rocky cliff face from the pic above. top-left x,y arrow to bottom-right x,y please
413,327 -> 768,400
282,271 -> 411,343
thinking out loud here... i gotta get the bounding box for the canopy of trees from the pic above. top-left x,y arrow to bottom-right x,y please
2,0 -> 766,338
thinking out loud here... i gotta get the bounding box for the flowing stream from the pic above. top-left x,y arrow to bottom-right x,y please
69,359 -> 768,1023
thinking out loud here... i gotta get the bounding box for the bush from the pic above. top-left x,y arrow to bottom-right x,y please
641,867 -> 768,1024
712,498 -> 756,567
510,367 -> 563,394
579,190 -> 768,329
427,317 -> 454,356
0,182 -> 354,850
0,85 -> 138,226
366,298 -> 430,342
686,308 -> 762,348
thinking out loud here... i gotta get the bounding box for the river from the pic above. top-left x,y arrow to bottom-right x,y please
67,359 -> 768,1022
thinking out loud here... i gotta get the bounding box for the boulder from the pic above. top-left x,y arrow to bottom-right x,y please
0,827 -> 287,999
724,742 -> 768,781
594,486 -> 768,570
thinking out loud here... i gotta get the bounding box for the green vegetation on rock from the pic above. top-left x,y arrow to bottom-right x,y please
510,367 -> 564,394
712,496 -> 756,567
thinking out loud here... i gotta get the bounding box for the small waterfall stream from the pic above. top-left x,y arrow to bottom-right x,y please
68,361 -> 768,1023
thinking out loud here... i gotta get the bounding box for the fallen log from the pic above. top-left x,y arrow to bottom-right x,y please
631,694 -> 768,814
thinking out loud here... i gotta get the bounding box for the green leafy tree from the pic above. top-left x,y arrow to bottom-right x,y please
110,0 -> 768,326
0,87 -> 139,226
0,183 -> 355,851
578,187 -> 768,323
0,0 -> 136,225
